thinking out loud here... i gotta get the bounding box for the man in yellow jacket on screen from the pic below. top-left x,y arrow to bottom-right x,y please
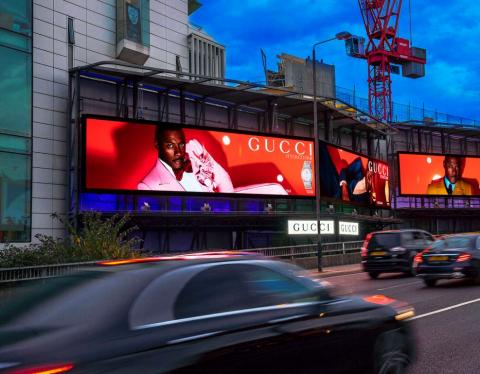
427,155 -> 475,195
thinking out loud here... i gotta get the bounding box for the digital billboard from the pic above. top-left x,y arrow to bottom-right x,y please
398,152 -> 480,197
319,142 -> 390,208
82,116 -> 316,198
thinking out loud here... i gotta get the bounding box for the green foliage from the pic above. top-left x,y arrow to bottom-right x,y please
0,212 -> 142,268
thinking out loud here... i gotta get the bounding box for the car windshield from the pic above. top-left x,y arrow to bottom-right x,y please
368,233 -> 401,249
430,236 -> 475,250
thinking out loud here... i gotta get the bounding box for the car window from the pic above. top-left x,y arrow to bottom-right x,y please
403,231 -> 426,248
174,265 -> 254,319
431,236 -> 475,250
173,264 -> 312,319
241,266 -> 313,305
476,236 -> 480,250
367,233 -> 401,249
423,233 -> 435,244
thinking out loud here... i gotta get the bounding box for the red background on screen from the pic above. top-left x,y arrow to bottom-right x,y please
84,118 -> 315,196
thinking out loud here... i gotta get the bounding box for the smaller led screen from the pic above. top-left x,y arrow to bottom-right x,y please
83,116 -> 316,198
398,152 -> 480,196
319,142 -> 390,208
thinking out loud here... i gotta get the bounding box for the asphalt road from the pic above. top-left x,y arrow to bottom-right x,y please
324,271 -> 480,374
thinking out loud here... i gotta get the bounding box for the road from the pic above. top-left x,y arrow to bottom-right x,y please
323,271 -> 480,374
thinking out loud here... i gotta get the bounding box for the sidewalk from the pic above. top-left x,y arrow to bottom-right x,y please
305,263 -> 363,278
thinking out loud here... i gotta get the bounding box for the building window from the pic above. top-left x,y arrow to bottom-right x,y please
0,46 -> 32,136
0,0 -> 32,37
0,0 -> 32,243
0,151 -> 31,243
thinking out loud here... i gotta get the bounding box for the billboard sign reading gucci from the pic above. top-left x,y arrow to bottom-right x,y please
319,142 -> 390,208
287,220 -> 335,235
338,221 -> 359,236
82,116 -> 316,198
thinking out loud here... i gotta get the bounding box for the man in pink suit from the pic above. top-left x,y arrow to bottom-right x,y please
138,127 -> 234,192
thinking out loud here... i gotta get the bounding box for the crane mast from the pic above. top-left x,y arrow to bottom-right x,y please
355,0 -> 426,122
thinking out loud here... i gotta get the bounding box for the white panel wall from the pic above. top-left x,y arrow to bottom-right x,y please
31,0 -> 190,240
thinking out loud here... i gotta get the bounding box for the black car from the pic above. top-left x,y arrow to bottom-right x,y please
361,229 -> 435,279
0,252 -> 415,374
416,233 -> 480,287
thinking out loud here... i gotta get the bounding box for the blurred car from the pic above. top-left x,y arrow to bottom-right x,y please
0,252 -> 415,374
415,233 -> 480,287
361,229 -> 435,279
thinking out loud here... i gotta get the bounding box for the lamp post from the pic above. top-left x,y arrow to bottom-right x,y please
313,31 -> 351,271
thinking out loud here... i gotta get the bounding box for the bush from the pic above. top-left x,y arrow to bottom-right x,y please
0,212 -> 142,268
0,235 -> 66,267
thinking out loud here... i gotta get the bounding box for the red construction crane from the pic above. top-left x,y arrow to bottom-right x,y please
347,0 -> 426,122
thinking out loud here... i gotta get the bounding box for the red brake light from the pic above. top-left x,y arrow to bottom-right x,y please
8,363 -> 74,374
414,253 -> 423,264
456,253 -> 472,262
361,233 -> 372,257
414,249 -> 430,265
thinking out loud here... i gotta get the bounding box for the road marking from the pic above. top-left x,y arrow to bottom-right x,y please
377,281 -> 422,291
409,297 -> 480,321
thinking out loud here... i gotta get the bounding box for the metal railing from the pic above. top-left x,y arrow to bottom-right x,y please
0,261 -> 97,283
246,240 -> 363,259
0,241 -> 363,283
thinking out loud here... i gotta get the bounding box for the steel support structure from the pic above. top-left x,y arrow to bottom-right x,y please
356,0 -> 426,122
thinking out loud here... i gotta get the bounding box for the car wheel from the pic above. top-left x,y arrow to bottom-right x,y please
374,330 -> 409,374
424,279 -> 437,287
368,271 -> 380,279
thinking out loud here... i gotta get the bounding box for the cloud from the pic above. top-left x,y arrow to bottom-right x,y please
191,0 -> 480,121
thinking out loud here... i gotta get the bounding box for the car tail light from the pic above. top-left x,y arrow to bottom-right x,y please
7,363 -> 74,374
456,253 -> 472,262
414,252 -> 423,264
361,233 -> 372,257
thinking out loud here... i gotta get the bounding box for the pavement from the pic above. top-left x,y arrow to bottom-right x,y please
305,263 -> 363,278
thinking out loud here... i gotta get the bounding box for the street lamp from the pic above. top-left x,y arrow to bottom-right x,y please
312,31 -> 351,272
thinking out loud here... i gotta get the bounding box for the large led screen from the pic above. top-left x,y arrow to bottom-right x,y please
398,152 -> 480,196
82,116 -> 316,197
319,142 -> 390,208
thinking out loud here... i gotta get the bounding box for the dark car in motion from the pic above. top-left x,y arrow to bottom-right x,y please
0,252 -> 415,374
361,229 -> 435,279
416,233 -> 480,287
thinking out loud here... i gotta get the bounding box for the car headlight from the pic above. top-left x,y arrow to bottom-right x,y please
395,308 -> 415,321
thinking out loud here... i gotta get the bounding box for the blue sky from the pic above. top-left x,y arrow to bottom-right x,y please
190,1 -> 480,122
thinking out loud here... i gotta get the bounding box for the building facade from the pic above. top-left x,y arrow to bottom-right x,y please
0,0 -> 227,244
3,1 -> 477,250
